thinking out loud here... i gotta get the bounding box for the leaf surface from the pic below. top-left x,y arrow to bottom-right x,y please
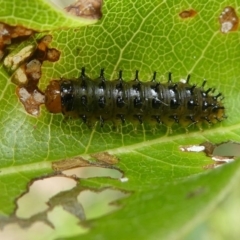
1,0 -> 240,239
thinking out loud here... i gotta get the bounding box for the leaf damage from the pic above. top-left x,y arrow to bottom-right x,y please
64,0 -> 103,19
0,22 -> 35,61
219,6 -> 239,33
90,151 -> 119,164
179,9 -> 197,19
0,167 -> 130,239
2,33 -> 60,116
52,153 -> 122,179
180,141 -> 238,169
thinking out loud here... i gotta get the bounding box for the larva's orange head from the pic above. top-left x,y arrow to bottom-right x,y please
45,80 -> 62,113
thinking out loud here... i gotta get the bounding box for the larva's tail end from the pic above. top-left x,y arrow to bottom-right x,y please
45,80 -> 62,113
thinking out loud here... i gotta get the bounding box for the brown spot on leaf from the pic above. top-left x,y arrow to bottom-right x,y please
52,157 -> 93,171
199,141 -> 215,156
219,6 -> 239,33
37,35 -> 52,52
32,35 -> 60,62
179,9 -> 197,19
46,48 -> 60,62
64,0 -> 103,19
186,186 -> 207,199
52,153 -> 119,172
90,152 -> 119,164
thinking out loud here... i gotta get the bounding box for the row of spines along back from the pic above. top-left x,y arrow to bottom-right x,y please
58,67 -> 225,127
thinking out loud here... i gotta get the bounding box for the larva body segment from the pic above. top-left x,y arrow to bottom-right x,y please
45,68 -> 225,128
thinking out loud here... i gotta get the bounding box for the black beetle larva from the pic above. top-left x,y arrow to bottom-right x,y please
45,67 -> 225,128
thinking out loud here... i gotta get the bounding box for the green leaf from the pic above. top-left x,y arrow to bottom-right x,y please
1,0 -> 240,239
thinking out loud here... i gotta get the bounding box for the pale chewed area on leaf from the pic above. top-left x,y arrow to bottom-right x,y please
180,141 -> 238,168
12,59 -> 41,85
4,45 -> 35,72
0,22 -> 34,60
0,165 -> 130,239
3,33 -> 60,116
16,86 -> 45,116
219,6 -> 239,33
49,0 -> 103,19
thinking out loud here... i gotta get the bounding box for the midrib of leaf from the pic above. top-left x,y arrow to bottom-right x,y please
0,122 -> 237,174
0,162 -> 51,176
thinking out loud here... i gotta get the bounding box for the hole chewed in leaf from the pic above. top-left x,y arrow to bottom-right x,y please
16,176 -> 77,219
63,166 -> 122,179
212,141 -> 240,156
78,189 -> 130,220
180,141 -> 237,168
0,206 -> 88,240
52,155 -> 122,179
0,163 -> 130,239
62,167 -> 123,179
179,9 -> 197,19
219,6 -> 239,33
